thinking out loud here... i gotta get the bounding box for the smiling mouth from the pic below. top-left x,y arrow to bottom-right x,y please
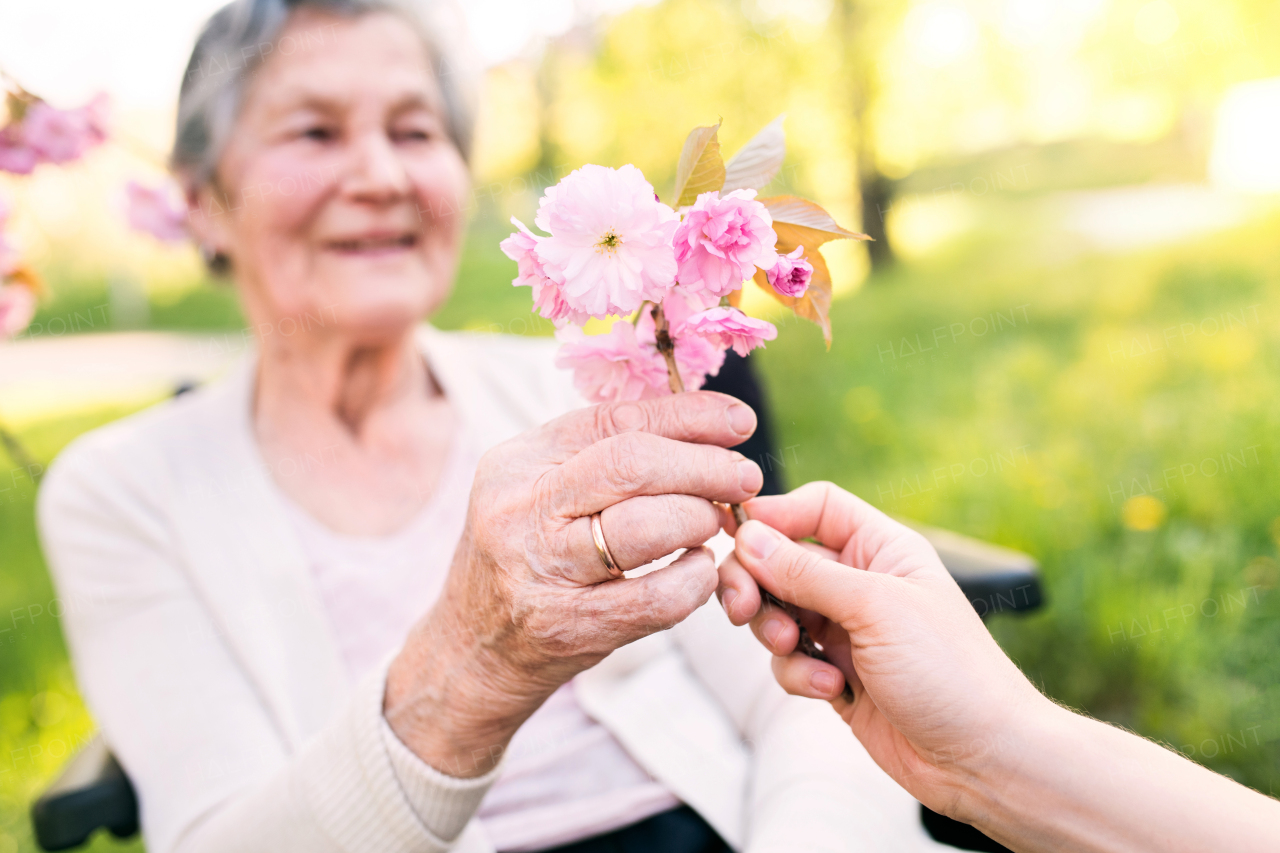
326,233 -> 419,253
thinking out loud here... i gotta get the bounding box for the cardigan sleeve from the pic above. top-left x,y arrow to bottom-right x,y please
380,713 -> 503,840
37,426 -> 498,853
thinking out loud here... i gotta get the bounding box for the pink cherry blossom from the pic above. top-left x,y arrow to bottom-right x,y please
670,331 -> 725,390
555,321 -> 669,403
500,218 -> 543,286
658,285 -> 716,330
0,94 -> 110,173
0,284 -> 36,339
765,245 -> 813,297
0,126 -> 37,175
534,164 -> 679,318
554,303 -> 729,402
82,93 -> 111,146
0,196 -> 18,276
500,217 -> 586,326
126,180 -> 189,244
673,189 -> 778,299
22,96 -> 109,165
676,306 -> 777,357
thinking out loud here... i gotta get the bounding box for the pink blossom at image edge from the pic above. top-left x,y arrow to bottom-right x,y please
125,180 -> 190,244
0,195 -> 18,276
0,285 -> 36,339
0,94 -> 110,174
0,126 -> 38,175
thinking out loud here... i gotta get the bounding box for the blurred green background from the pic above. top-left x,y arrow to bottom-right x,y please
3,0 -> 1280,849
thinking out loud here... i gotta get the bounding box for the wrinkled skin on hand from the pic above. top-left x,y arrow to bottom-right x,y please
386,391 -> 762,775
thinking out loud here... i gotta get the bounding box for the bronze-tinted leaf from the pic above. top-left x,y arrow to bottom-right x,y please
6,264 -> 43,296
752,196 -> 870,348
672,122 -> 725,208
760,195 -> 871,242
722,114 -> 786,194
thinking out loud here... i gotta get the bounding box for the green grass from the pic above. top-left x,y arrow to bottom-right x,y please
2,199 -> 1278,849
0,406 -> 153,853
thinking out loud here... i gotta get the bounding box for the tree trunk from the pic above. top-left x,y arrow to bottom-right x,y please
841,0 -> 897,272
534,54 -> 559,191
859,169 -> 895,269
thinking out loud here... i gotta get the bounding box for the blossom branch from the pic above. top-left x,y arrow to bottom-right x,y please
651,304 -> 685,394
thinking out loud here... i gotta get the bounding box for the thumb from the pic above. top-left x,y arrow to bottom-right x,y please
735,519 -> 875,623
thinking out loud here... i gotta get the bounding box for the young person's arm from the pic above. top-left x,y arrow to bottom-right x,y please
716,481 -> 1280,853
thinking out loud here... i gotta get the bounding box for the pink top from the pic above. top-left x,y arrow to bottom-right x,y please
275,432 -> 679,852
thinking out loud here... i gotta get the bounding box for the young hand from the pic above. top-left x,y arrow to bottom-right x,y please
716,481 -> 1049,820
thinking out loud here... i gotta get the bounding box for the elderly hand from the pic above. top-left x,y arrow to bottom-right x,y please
716,482 -> 1050,821
386,391 -> 761,776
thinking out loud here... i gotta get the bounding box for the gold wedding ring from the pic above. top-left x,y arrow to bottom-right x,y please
590,512 -> 624,580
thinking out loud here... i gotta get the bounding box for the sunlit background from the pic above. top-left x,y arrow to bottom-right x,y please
2,0 -> 1279,848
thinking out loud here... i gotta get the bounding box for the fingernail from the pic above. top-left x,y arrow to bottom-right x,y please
739,520 -> 781,561
720,587 -> 738,616
737,458 -> 763,493
763,618 -> 784,650
810,670 -> 838,696
727,404 -> 756,437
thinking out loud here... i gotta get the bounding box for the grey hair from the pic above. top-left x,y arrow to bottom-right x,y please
172,0 -> 478,188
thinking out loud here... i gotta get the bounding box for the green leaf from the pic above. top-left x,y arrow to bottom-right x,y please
672,122 -> 725,208
722,114 -> 786,194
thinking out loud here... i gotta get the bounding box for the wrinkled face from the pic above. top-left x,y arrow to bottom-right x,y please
192,10 -> 469,342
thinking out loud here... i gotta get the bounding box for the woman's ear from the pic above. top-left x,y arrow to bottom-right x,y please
185,179 -> 234,275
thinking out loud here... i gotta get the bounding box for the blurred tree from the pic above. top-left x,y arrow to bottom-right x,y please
512,0 -> 1280,278
534,53 -> 559,188
836,0 -> 907,271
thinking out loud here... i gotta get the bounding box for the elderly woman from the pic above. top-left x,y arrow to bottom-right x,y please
37,2 -> 930,852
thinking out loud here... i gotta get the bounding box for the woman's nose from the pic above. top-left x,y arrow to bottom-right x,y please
342,132 -> 412,202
